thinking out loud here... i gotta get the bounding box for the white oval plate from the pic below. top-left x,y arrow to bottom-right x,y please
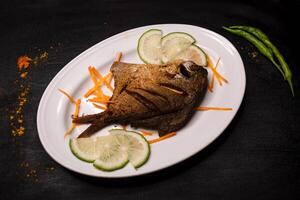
37,24 -> 245,178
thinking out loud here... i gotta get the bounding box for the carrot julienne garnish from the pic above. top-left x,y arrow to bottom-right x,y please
58,88 -> 76,104
94,89 -> 111,101
92,103 -> 107,110
207,76 -> 215,92
140,130 -> 154,136
58,88 -> 81,136
106,72 -> 113,85
60,52 -> 122,138
74,99 -> 81,117
209,58 -> 227,84
194,106 -> 232,111
64,99 -> 81,137
84,52 -> 120,102
148,132 -> 176,144
90,67 -> 114,92
207,56 -> 228,91
208,57 -> 221,92
84,87 -> 96,98
88,66 -> 98,85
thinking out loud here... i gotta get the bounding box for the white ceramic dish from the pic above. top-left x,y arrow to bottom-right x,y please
37,24 -> 245,178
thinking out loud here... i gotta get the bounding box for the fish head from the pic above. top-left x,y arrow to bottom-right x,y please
155,60 -> 208,103
160,60 -> 207,79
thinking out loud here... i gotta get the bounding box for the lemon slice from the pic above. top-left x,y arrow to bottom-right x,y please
109,129 -> 150,168
137,29 -> 163,64
173,44 -> 207,66
161,32 -> 196,63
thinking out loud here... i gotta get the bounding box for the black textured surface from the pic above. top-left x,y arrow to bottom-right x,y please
0,0 -> 300,199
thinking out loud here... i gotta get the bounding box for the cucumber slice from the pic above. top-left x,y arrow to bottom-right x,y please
137,29 -> 163,64
173,44 -> 207,66
161,32 -> 196,63
109,129 -> 150,168
69,138 -> 98,163
93,135 -> 129,171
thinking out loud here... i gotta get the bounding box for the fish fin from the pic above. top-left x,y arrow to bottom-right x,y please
72,112 -> 104,124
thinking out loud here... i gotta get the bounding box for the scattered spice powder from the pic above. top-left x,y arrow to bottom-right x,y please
32,51 -> 48,65
20,161 -> 38,181
17,56 -> 32,70
249,51 -> 258,59
9,51 -> 49,136
20,72 -> 28,78
10,84 -> 30,136
19,161 -> 56,182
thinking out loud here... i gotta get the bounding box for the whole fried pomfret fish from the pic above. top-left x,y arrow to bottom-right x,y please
73,60 -> 207,138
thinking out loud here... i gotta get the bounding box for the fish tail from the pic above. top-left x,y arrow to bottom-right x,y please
72,112 -> 105,124
77,123 -> 105,138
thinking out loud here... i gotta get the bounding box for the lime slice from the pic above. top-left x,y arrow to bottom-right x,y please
137,29 -> 163,64
109,129 -> 150,168
173,44 -> 207,66
70,131 -> 150,171
161,32 -> 196,63
69,137 -> 98,162
93,135 -> 129,171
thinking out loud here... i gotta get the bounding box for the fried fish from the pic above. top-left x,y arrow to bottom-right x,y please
73,60 -> 207,138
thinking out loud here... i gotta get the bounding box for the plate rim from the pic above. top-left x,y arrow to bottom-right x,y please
37,23 -> 246,178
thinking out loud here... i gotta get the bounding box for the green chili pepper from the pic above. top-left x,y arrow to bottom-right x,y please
223,27 -> 285,77
229,26 -> 294,96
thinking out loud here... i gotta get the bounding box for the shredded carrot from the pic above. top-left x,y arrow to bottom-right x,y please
84,68 -> 106,98
103,72 -> 114,91
207,57 -> 228,87
194,106 -> 232,111
58,89 -> 76,104
90,67 -> 104,81
94,88 -> 111,100
74,99 -> 81,117
207,75 -> 215,92
88,98 -> 114,104
64,124 -> 76,137
140,130 -> 154,136
64,99 -> 81,137
88,66 -> 98,85
208,63 -> 228,85
115,52 -> 122,62
208,57 -> 221,92
92,103 -> 107,110
84,86 -> 97,98
91,67 -> 114,92
106,72 -> 113,85
148,132 -> 177,144
207,55 -> 214,68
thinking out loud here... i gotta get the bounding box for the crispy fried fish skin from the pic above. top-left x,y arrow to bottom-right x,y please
74,60 -> 207,138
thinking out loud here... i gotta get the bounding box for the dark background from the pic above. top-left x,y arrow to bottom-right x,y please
0,0 -> 300,199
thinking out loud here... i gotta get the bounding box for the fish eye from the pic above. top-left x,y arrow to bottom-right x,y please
179,61 -> 196,78
180,64 -> 191,78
